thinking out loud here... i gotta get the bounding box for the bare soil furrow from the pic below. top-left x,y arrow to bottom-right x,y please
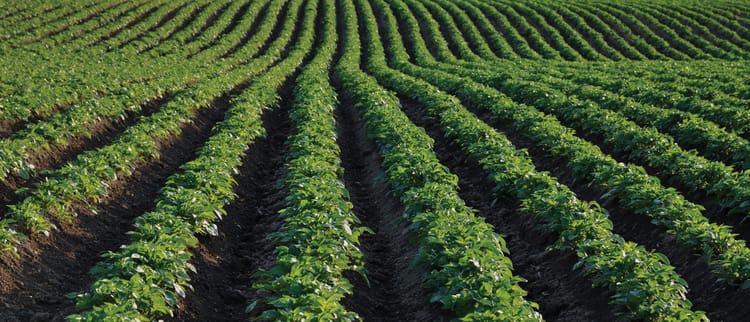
0,94 -> 230,322
169,82 -> 294,322
398,97 -> 626,322
0,94 -> 169,220
336,93 -> 449,322
457,97 -> 750,321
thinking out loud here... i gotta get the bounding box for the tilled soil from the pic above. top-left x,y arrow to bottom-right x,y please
448,94 -> 750,322
168,82 -> 293,322
0,96 -> 229,322
398,97 -> 626,322
336,94 -> 451,322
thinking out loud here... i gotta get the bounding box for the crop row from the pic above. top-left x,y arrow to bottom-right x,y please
0,0 -> 269,126
0,1 -> 69,33
4,0 -> 749,134
489,60 -> 750,134
405,0 -> 750,217
0,0 -> 236,126
339,0 -> 543,319
0,0 -> 301,252
369,0 -> 704,319
67,0 -> 316,319
388,0 -> 750,286
0,0 -> 129,50
414,1 -> 750,171
490,68 -> 750,170
250,0 -> 370,319
0,0 -> 281,184
3,0 -> 750,321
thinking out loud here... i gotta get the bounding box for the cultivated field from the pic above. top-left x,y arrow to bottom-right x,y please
1,0 -> 750,321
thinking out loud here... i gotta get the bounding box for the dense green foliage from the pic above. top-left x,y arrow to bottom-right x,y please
2,0 -> 750,320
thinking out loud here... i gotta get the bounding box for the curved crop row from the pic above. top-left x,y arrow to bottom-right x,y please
339,0 -> 543,319
556,65 -> 750,135
0,0 -> 304,252
540,2 -> 627,60
397,0 -> 750,286
652,4 -> 750,56
570,2 -> 666,59
372,0 -> 704,319
449,0 -> 519,58
0,0 -> 156,87
250,0 -> 370,320
564,3 -> 650,59
631,4 -> 728,59
0,0 -> 258,127
501,1 -> 586,60
525,73 -> 750,170
430,0 -> 500,60
516,1 -> 606,60
591,3 -> 690,59
485,1 -> 561,59
0,0 -> 281,184
422,1 -> 750,171
0,1 -> 66,32
692,5 -> 750,51
66,0 -> 317,319
463,0 -> 542,58
96,0 -> 202,52
18,0 -> 155,51
419,1 -> 750,171
404,59 -> 750,288
0,0 -> 244,125
0,0 -> 200,125
0,0 -> 128,50
420,0 -> 482,61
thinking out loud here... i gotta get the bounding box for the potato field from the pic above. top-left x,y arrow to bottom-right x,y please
1,0 -> 750,321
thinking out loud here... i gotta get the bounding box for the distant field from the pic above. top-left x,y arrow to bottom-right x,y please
1,0 -> 749,321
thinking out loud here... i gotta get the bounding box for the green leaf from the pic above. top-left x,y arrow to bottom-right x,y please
245,300 -> 258,313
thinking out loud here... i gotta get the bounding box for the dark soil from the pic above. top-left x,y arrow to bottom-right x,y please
502,85 -> 750,243
169,3 -> 315,318
398,97 -> 625,322
336,93 -> 450,322
0,93 -> 170,217
4,3 -> 750,322
449,93 -> 750,322
0,95 -> 229,322
167,82 -> 293,322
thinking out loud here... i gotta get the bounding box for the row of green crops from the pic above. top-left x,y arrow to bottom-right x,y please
0,0 -> 301,252
420,1 -> 750,171
391,0 -> 750,287
67,0 -> 316,318
0,0 -> 246,128
251,0 -> 370,319
0,0 -> 278,184
365,0 -> 703,319
2,0 -> 750,320
342,0 -> 543,319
